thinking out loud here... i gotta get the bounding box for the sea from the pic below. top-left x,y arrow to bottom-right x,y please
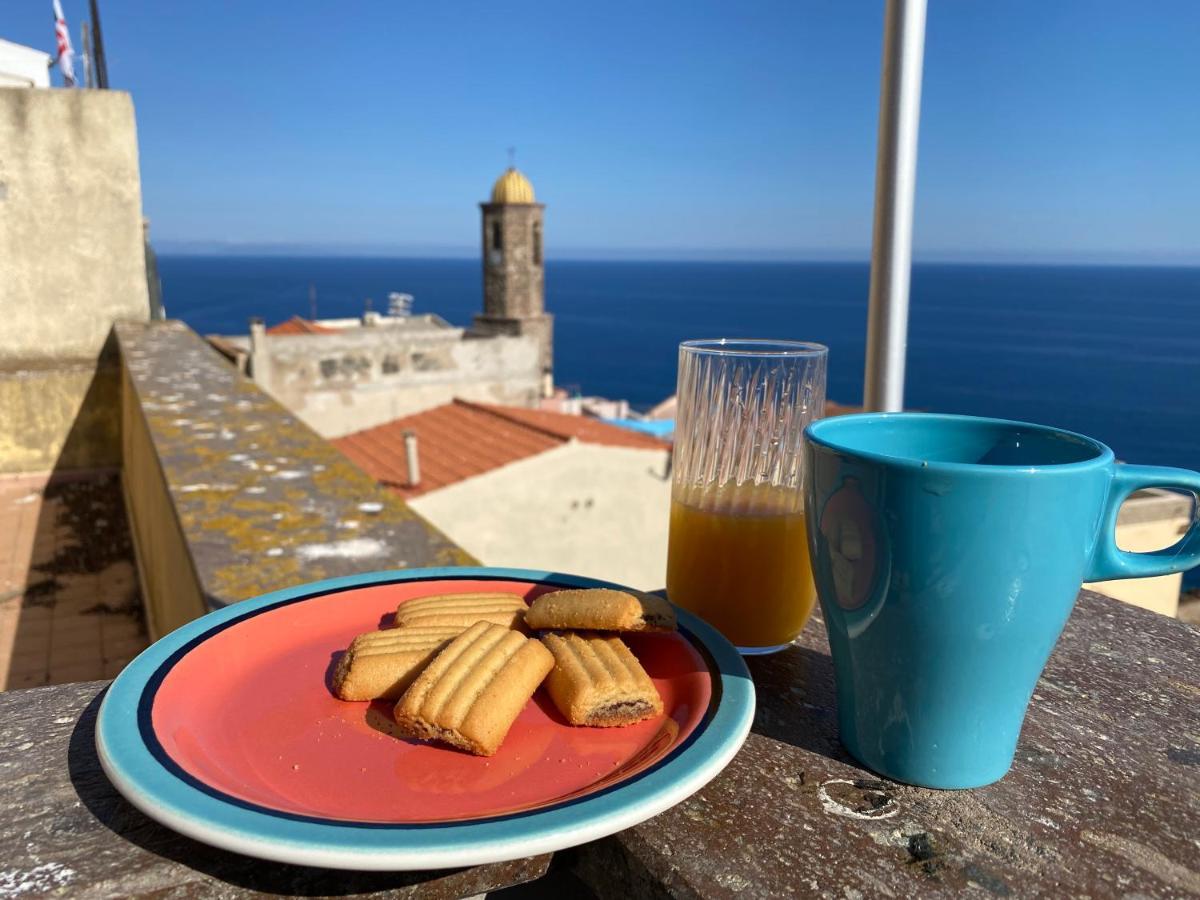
160,257 -> 1200,476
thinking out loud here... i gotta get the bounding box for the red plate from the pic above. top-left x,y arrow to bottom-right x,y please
151,578 -> 713,823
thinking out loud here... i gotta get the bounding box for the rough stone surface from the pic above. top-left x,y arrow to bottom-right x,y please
571,590 -> 1200,898
476,201 -> 551,374
116,321 -> 475,634
0,680 -> 550,898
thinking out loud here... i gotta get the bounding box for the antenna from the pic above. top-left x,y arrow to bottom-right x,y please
507,147 -> 516,169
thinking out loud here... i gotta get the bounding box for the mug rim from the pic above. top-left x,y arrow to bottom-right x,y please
805,412 -> 1115,474
680,338 -> 829,358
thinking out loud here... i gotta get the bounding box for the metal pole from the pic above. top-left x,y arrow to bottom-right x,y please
863,0 -> 927,412
81,21 -> 92,88
88,0 -> 109,88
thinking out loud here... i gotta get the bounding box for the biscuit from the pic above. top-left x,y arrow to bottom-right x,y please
524,588 -> 676,633
541,632 -> 664,726
332,626 -> 464,701
394,592 -> 528,630
394,621 -> 554,756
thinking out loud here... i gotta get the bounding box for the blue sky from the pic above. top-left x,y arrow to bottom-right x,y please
7,1 -> 1199,262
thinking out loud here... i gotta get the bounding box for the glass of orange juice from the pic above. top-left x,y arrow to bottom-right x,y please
666,339 -> 828,654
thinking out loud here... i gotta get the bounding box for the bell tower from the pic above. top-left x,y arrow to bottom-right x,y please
474,167 -> 553,380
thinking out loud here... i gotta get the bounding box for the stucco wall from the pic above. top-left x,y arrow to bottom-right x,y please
0,360 -> 121,472
0,88 -> 150,361
255,327 -> 542,438
409,442 -> 673,590
0,88 -> 150,471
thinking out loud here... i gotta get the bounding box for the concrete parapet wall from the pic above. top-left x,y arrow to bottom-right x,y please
0,89 -> 149,361
0,358 -> 121,473
0,88 -> 150,473
117,321 -> 473,638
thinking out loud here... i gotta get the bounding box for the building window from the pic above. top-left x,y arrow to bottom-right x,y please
491,221 -> 503,251
533,223 -> 542,265
382,354 -> 401,374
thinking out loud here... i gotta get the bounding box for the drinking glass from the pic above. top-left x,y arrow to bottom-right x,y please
666,339 -> 828,654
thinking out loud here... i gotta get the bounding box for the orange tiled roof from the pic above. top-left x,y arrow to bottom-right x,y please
333,399 -> 669,499
267,316 -> 337,336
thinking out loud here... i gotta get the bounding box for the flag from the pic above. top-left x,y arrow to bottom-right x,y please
53,0 -> 76,86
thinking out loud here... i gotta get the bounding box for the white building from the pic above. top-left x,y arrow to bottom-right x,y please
0,40 -> 51,89
335,399 -> 673,589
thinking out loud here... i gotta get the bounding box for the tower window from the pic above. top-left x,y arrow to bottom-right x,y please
533,223 -> 542,265
491,221 -> 503,251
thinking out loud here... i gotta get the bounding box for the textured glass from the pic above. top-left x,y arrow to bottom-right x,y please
667,339 -> 828,653
672,340 -> 828,511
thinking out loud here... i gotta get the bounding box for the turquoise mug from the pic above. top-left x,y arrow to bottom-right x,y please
803,413 -> 1200,789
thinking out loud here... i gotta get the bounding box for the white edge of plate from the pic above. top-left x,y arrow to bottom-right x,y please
95,566 -> 757,871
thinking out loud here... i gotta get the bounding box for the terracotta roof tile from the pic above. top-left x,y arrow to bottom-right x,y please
267,316 -> 337,336
454,400 -> 671,450
333,399 -> 669,499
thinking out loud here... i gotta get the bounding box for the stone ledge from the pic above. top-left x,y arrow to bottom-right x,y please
0,680 -> 549,897
116,321 -> 473,634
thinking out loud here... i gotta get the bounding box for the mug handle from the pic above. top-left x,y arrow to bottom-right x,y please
1086,464 -> 1200,582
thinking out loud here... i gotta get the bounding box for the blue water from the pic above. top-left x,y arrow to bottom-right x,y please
159,257 -> 1200,474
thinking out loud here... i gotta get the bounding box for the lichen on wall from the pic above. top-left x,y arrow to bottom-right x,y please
118,321 -> 473,623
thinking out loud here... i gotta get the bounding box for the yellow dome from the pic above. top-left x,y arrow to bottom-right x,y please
491,168 -> 536,204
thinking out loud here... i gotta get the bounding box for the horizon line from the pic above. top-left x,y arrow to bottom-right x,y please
154,242 -> 1200,268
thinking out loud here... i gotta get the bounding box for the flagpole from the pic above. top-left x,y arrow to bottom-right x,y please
863,0 -> 927,412
81,21 -> 93,88
88,0 -> 109,88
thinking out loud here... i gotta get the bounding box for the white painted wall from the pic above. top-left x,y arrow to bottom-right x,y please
249,327 -> 542,437
409,442 -> 673,590
0,41 -> 51,89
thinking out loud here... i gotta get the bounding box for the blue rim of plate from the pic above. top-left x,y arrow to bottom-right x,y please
96,566 -> 756,870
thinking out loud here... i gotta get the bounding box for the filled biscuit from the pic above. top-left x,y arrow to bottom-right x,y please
541,631 -> 664,726
332,626 -> 464,701
525,588 -> 676,633
393,621 -> 554,756
394,592 -> 528,630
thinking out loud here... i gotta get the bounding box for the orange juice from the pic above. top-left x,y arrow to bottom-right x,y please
666,486 -> 816,649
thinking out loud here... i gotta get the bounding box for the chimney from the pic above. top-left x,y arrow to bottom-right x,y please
403,430 -> 421,487
248,317 -> 270,385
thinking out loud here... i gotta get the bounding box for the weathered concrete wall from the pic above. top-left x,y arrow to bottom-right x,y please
117,322 -> 472,637
0,360 -> 121,472
253,327 -> 542,438
0,89 -> 150,360
410,442 -> 673,590
120,358 -> 207,636
0,88 -> 150,472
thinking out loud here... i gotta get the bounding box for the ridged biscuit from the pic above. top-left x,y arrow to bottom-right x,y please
542,631 -> 664,726
394,621 -> 554,756
332,626 -> 464,701
525,589 -> 676,633
394,592 -> 528,630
